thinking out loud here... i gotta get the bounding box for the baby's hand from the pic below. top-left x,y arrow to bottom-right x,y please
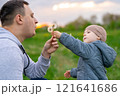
64,70 -> 71,78
51,31 -> 62,39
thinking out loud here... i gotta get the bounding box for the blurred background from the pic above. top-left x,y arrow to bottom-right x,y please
0,0 -> 120,80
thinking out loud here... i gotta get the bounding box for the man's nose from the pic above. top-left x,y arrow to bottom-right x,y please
34,17 -> 38,24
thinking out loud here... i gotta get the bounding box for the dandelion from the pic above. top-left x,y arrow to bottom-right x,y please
47,23 -> 57,33
48,26 -> 53,33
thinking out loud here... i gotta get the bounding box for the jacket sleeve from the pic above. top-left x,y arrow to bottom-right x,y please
59,33 -> 94,59
24,54 -> 50,79
70,68 -> 77,78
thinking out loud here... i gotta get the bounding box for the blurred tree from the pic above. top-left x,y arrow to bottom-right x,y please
90,15 -> 97,24
102,13 -> 120,29
103,13 -> 113,25
58,13 -> 120,32
64,16 -> 91,31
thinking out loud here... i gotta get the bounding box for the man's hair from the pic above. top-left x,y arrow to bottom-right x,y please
0,0 -> 29,26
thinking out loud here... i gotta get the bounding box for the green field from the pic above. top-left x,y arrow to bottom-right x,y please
22,28 -> 120,80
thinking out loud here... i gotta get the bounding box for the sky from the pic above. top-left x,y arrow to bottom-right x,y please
0,0 -> 120,26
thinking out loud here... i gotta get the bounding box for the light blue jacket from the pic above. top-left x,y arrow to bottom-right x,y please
0,27 -> 50,80
59,33 -> 117,80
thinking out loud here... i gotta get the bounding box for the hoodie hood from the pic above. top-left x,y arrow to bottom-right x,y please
92,40 -> 117,68
0,27 -> 22,47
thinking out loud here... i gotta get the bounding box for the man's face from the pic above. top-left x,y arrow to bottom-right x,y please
22,4 -> 38,38
83,29 -> 100,43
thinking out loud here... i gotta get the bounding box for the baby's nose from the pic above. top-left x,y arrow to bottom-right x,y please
83,33 -> 86,36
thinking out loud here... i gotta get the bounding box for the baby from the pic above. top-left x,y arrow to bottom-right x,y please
51,25 -> 116,80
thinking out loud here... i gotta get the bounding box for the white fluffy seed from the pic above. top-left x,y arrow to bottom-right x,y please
48,26 -> 53,33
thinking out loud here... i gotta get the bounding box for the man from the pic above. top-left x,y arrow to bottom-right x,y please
0,0 -> 59,80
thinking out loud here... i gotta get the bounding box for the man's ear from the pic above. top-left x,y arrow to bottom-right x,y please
15,14 -> 23,25
97,36 -> 101,40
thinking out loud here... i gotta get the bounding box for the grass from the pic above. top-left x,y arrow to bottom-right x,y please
22,29 -> 120,80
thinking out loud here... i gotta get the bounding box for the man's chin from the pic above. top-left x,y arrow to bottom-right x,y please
27,33 -> 36,38
33,31 -> 36,36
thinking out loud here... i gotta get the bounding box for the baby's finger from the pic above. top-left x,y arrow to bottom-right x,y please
51,31 -> 54,36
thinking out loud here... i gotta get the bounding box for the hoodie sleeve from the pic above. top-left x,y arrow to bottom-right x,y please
59,33 -> 94,59
24,54 -> 50,79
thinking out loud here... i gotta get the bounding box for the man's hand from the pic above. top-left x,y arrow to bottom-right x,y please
64,70 -> 71,78
42,35 -> 59,59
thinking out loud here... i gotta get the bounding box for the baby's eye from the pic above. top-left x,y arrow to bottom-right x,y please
87,31 -> 90,33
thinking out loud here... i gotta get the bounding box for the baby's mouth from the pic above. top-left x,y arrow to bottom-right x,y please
83,37 -> 86,40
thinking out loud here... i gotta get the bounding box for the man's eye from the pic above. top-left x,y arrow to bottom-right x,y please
31,15 -> 34,18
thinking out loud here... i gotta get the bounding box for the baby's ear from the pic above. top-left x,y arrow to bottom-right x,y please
97,36 -> 101,40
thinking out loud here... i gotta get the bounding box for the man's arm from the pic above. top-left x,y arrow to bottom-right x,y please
25,35 -> 59,79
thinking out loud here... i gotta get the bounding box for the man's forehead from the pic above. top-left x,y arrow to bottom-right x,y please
24,4 -> 33,14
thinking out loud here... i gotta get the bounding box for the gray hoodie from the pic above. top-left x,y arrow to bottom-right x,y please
0,27 -> 50,80
59,33 -> 116,80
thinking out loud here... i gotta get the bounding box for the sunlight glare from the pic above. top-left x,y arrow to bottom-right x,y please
36,23 -> 52,29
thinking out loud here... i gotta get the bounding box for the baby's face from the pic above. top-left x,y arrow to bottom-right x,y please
83,29 -> 100,43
